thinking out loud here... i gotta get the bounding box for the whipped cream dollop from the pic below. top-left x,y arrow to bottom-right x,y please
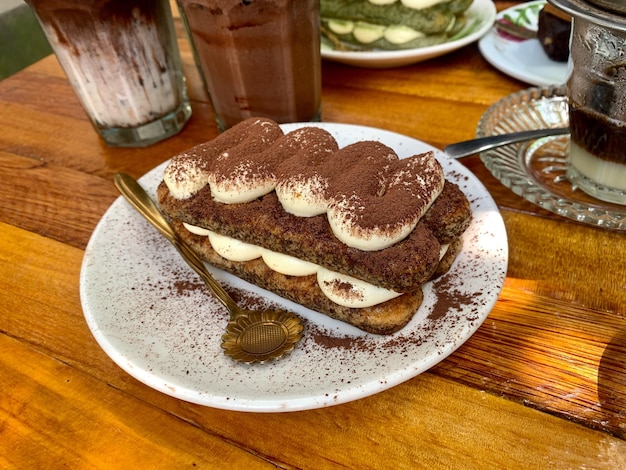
261,249 -> 319,277
164,118 -> 445,252
322,146 -> 445,250
184,223 -> 263,262
164,118 -> 283,199
165,160 -> 212,200
317,267 -> 402,308
207,230 -> 262,262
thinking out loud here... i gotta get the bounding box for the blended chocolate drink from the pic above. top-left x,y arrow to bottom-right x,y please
26,0 -> 191,147
177,0 -> 321,131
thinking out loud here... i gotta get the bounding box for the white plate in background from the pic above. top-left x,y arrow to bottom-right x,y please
478,0 -> 568,86
321,0 -> 496,68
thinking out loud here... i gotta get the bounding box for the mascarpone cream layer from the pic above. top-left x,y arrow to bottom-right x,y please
183,222 -> 408,308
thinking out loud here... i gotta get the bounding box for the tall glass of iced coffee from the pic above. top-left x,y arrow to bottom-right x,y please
26,0 -> 191,147
550,0 -> 626,205
176,0 -> 321,131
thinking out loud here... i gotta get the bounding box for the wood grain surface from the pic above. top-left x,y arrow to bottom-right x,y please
1,1 -> 625,468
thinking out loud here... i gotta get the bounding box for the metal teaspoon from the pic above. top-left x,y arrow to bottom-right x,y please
444,127 -> 570,159
114,172 -> 304,364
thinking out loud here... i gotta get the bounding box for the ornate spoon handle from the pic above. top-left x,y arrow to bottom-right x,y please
113,172 -> 239,314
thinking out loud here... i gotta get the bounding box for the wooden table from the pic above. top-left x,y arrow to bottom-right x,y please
2,2 -> 625,467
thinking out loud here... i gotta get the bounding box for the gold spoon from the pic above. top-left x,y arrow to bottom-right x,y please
114,173 -> 304,364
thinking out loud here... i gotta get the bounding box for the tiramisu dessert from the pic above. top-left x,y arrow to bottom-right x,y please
157,118 -> 472,334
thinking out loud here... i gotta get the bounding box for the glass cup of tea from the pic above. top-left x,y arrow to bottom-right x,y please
551,0 -> 626,205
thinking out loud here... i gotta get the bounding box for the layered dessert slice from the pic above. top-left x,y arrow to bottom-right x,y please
158,118 -> 472,334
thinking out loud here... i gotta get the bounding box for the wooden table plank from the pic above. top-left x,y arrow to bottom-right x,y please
436,277 -> 626,438
5,329 -> 625,470
0,338 -> 275,469
500,212 -> 626,314
0,152 -> 117,249
0,74 -> 217,174
1,1 -> 625,466
2,211 -> 625,443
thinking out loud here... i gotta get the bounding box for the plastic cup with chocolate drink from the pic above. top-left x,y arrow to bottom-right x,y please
176,0 -> 321,132
25,0 -> 191,147
550,0 -> 626,205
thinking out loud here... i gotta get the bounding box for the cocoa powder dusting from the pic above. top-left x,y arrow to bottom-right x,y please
324,279 -> 363,301
161,247 -> 484,362
165,118 -> 449,248
173,279 -> 205,296
429,273 -> 479,322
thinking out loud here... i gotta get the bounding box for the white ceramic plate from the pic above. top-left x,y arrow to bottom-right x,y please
321,0 -> 496,68
80,123 -> 508,413
478,0 -> 568,86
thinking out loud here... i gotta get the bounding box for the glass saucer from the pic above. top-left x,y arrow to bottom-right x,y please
477,85 -> 626,231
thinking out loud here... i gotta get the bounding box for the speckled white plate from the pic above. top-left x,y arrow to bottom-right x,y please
321,0 -> 496,68
80,123 -> 508,413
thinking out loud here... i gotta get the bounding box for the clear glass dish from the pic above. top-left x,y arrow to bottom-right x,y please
477,85 -> 626,231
